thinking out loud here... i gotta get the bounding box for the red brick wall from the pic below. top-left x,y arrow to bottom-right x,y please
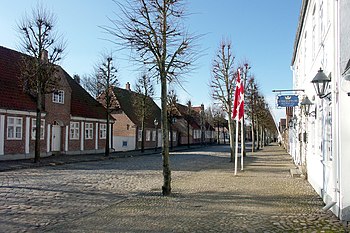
112,112 -> 136,137
44,70 -> 72,127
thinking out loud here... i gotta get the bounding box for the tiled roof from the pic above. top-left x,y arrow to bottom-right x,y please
0,46 -> 37,111
174,103 -> 200,129
64,69 -> 107,119
113,87 -> 161,128
0,46 -> 106,119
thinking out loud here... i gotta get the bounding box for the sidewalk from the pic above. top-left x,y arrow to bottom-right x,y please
45,144 -> 349,232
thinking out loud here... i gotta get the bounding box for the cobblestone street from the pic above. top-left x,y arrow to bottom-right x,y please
0,144 -> 348,232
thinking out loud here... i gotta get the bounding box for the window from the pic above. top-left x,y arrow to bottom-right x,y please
122,141 -> 128,147
173,132 -> 176,142
127,124 -> 130,130
146,130 -> 151,141
152,130 -> 156,141
31,119 -> 45,140
70,122 -> 79,139
138,130 -> 142,142
100,124 -> 106,139
7,117 -> 22,140
53,90 -> 64,104
85,123 -> 93,139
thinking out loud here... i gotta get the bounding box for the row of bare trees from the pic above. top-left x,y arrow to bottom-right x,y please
210,40 -> 277,161
245,77 -> 277,151
17,1 -> 276,197
18,1 -> 195,195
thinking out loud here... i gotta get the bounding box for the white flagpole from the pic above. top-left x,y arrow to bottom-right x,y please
240,118 -> 244,170
234,116 -> 239,175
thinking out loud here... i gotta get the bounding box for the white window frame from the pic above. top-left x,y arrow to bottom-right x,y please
7,117 -> 23,140
53,90 -> 65,104
70,122 -> 80,140
100,124 -> 107,139
31,119 -> 45,140
85,123 -> 93,139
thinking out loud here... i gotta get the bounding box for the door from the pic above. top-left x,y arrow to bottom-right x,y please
52,125 -> 61,152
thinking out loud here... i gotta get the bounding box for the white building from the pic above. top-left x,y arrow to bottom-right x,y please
290,0 -> 350,222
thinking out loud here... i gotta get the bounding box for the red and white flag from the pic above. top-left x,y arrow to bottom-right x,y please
232,69 -> 244,120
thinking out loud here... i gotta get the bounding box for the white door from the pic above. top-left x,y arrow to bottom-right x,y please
52,125 -> 61,152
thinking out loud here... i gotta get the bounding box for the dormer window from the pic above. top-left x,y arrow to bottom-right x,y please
53,90 -> 64,104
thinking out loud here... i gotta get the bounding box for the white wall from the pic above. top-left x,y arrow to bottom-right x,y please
113,136 -> 135,152
291,0 -> 339,217
339,0 -> 350,221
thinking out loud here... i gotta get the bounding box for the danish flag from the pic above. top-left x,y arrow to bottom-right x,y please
232,69 -> 244,120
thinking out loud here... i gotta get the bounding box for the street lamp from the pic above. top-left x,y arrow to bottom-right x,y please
154,119 -> 158,152
311,68 -> 331,99
300,96 -> 313,116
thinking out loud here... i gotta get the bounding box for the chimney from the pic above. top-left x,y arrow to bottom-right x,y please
73,74 -> 80,84
41,49 -> 48,63
126,82 -> 131,91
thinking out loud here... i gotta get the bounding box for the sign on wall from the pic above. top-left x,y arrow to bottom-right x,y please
277,95 -> 299,107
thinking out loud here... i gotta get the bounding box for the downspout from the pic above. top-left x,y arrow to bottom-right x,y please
334,0 -> 341,218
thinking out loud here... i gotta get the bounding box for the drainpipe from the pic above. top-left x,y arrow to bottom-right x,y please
334,0 -> 341,218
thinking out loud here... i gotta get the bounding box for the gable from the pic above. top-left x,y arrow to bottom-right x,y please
113,87 -> 161,128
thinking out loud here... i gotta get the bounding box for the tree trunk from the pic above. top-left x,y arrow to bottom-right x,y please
241,118 -> 246,156
223,127 -> 226,144
161,74 -> 171,196
170,122 -> 173,150
141,115 -> 145,153
256,121 -> 260,150
217,121 -> 220,144
187,121 -> 190,148
34,91 -> 42,163
160,0 -> 171,196
251,121 -> 255,153
105,108 -> 110,157
227,116 -> 235,162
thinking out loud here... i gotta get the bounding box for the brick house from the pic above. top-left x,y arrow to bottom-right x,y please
108,83 -> 165,151
170,103 -> 215,146
0,46 -> 112,160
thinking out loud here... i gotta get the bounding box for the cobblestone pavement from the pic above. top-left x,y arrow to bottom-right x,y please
1,145 -> 349,232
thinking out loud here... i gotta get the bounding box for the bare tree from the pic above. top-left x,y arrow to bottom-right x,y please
17,6 -> 65,163
245,77 -> 258,152
103,0 -> 197,196
95,54 -> 119,157
210,40 -> 236,162
211,105 -> 226,144
134,74 -> 155,153
81,74 -> 100,98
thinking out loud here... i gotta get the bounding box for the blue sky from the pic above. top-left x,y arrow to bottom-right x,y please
0,0 -> 301,122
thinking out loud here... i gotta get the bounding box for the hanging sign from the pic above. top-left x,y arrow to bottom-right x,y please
277,95 -> 299,107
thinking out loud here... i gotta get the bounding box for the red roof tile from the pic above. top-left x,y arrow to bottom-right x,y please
0,46 -> 37,111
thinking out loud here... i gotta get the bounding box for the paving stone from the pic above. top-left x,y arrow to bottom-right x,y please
0,144 -> 349,232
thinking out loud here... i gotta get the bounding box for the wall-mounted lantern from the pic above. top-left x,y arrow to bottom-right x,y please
341,73 -> 350,96
300,96 -> 313,116
311,68 -> 331,99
